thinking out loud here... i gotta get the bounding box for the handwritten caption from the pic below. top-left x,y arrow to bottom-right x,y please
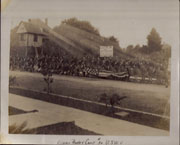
57,138 -> 123,145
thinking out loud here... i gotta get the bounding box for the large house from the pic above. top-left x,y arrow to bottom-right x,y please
16,19 -> 48,57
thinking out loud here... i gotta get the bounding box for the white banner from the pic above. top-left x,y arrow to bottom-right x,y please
100,46 -> 113,57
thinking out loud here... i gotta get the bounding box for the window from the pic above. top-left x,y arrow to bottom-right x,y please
34,35 -> 38,42
20,34 -> 25,41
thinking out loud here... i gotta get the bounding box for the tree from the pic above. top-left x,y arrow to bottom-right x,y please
147,28 -> 162,52
41,67 -> 53,94
134,44 -> 141,50
61,17 -> 100,36
141,45 -> 148,53
126,45 -> 134,53
162,43 -> 171,59
108,36 -> 119,43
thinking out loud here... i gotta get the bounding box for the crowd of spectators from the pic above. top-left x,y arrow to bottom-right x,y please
9,53 -> 169,84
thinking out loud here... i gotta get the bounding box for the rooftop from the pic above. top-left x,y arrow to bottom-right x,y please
17,20 -> 47,35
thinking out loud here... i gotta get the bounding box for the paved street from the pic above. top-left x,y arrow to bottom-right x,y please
9,93 -> 169,136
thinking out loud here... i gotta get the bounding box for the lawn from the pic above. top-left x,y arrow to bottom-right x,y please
9,71 -> 170,116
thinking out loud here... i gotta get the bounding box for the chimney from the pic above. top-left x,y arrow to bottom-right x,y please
45,18 -> 48,25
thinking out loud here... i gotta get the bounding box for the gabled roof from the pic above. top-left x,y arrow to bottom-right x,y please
17,21 -> 46,35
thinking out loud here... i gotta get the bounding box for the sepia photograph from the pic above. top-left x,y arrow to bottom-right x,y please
1,0 -> 179,144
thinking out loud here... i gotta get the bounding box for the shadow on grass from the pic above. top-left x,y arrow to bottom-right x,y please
9,106 -> 28,115
9,121 -> 100,135
35,121 -> 101,135
9,106 -> 38,116
9,121 -> 35,134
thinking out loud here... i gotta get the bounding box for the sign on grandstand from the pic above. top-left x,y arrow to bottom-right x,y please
100,46 -> 113,57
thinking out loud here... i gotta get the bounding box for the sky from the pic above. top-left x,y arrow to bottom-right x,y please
2,0 -> 179,48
